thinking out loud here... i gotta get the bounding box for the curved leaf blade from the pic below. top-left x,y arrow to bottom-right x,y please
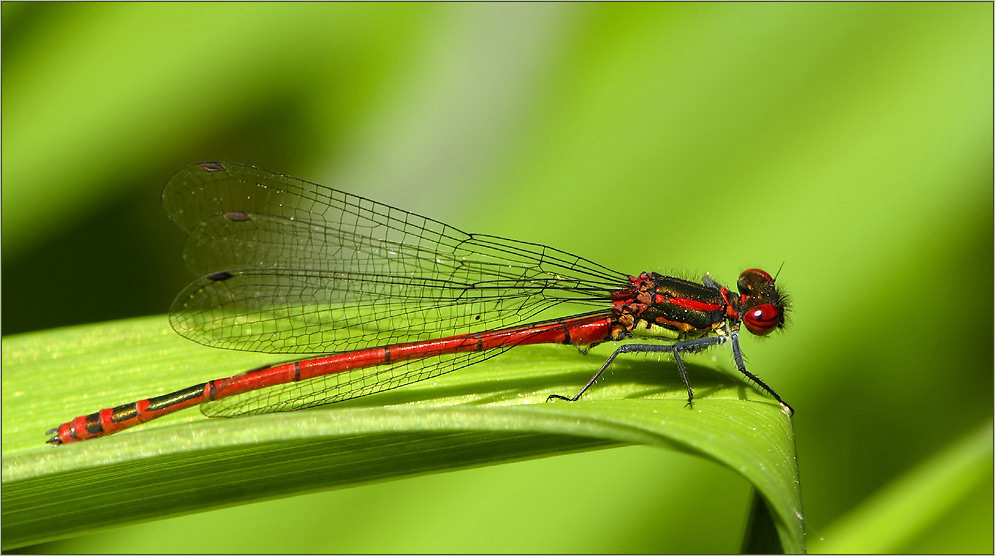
1,317 -> 803,552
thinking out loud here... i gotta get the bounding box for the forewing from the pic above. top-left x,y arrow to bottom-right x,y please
163,162 -> 629,354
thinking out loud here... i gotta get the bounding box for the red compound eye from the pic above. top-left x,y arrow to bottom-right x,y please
737,268 -> 775,295
744,303 -> 780,336
741,268 -> 773,282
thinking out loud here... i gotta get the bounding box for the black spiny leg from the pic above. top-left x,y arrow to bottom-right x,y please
547,335 -> 730,405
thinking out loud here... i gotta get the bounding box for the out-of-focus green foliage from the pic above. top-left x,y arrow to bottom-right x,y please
814,421 -> 993,554
2,3 -> 991,553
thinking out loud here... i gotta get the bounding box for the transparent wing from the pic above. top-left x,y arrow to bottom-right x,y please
163,162 -> 630,354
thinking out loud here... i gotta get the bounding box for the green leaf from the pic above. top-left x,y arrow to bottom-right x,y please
1,316 -> 804,552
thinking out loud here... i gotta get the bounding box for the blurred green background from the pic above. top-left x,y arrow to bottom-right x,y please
2,2 -> 991,553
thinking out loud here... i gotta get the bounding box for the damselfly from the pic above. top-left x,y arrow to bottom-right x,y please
48,162 -> 791,445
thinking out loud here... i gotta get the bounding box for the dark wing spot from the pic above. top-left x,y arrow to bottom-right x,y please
199,162 -> 225,172
206,271 -> 234,282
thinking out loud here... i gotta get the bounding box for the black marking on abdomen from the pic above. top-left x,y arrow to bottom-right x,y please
112,403 -> 139,424
84,414 -> 104,434
146,383 -> 208,412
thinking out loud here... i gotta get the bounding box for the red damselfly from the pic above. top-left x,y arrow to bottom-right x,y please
47,162 -> 792,445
